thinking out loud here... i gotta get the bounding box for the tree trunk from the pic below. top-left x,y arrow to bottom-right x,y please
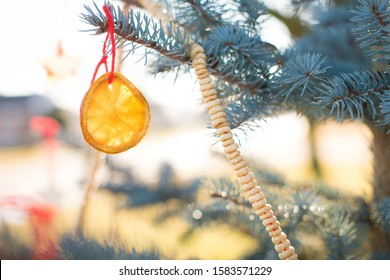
308,118 -> 323,179
370,125 -> 390,199
367,125 -> 390,258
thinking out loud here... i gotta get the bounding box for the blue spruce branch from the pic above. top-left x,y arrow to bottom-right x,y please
321,209 -> 358,260
81,2 -> 274,92
273,53 -> 330,99
60,235 -> 160,260
203,23 -> 278,84
167,0 -> 224,35
295,5 -> 372,75
317,71 -> 390,122
371,197 -> 390,233
352,0 -> 390,67
232,0 -> 268,30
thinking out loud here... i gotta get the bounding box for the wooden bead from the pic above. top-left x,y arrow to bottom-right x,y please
216,125 -> 231,136
205,99 -> 221,110
195,68 -> 208,77
254,203 -> 271,214
229,155 -> 243,166
279,247 -> 297,260
224,143 -> 239,154
260,209 -> 274,220
251,199 -> 267,211
262,216 -> 277,227
212,118 -> 227,128
272,232 -> 287,245
241,180 -> 256,192
209,105 -> 226,117
267,224 -> 282,234
192,57 -> 206,66
239,172 -> 254,184
248,192 -> 264,203
222,138 -> 235,148
200,82 -> 215,92
194,64 -> 207,71
275,240 -> 291,253
202,89 -> 218,99
232,159 -> 246,170
226,150 -> 240,161
246,185 -> 261,196
219,131 -> 233,142
199,77 -> 212,86
235,166 -> 249,177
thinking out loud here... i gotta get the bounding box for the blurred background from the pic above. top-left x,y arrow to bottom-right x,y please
0,0 -> 373,259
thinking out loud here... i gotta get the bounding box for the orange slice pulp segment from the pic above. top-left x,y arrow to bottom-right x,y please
80,72 -> 150,154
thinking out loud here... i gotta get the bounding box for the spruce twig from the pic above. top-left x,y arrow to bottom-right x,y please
80,2 -> 266,93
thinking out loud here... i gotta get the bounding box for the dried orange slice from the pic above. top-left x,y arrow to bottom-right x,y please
80,72 -> 150,154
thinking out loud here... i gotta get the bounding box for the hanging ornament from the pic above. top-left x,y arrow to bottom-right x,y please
80,4 -> 150,154
80,71 -> 150,154
40,1 -> 80,91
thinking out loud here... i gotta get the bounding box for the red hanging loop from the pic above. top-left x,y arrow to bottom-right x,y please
103,5 -> 116,84
90,4 -> 116,85
90,54 -> 108,85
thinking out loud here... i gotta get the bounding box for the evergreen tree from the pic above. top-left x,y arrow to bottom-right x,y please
74,0 -> 390,259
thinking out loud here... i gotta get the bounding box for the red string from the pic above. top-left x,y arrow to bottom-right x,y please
90,4 -> 116,85
102,32 -> 110,73
90,55 -> 108,85
103,5 -> 116,84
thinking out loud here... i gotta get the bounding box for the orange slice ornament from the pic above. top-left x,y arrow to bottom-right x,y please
80,72 -> 150,154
